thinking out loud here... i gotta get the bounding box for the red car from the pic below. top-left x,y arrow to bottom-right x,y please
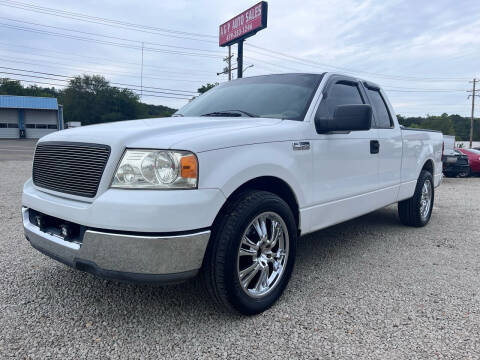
456,148 -> 480,175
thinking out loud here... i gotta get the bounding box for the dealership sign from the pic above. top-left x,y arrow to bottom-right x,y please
219,2 -> 268,47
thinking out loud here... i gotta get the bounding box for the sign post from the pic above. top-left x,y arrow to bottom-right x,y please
219,1 -> 268,78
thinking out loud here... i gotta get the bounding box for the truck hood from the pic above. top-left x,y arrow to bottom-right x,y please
40,116 -> 286,152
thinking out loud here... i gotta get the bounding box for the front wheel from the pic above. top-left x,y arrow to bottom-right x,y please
202,190 -> 297,315
398,169 -> 434,227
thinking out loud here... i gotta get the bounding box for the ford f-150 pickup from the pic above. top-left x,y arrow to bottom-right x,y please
22,73 -> 443,314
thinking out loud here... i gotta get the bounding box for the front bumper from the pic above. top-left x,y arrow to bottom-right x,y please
22,178 -> 226,233
23,208 -> 210,283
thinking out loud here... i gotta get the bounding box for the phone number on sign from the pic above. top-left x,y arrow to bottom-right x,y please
225,23 -> 254,42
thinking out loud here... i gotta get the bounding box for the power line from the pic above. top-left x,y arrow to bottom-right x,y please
0,67 -> 196,96
0,75 -> 192,100
3,46 -> 464,93
0,71 -> 193,97
0,66 -> 198,95
0,23 -> 221,59
0,42 -> 218,75
0,0 -> 217,42
245,43 -> 471,82
0,55 -> 221,83
0,17 -> 222,54
244,57 -> 470,92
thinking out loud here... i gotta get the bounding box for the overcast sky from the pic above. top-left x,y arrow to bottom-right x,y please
1,0 -> 479,116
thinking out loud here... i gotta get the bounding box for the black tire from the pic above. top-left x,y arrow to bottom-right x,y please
457,167 -> 471,178
202,190 -> 297,315
398,169 -> 434,227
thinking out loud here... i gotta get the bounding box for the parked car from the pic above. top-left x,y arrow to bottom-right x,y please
442,149 -> 470,177
22,73 -> 444,315
457,148 -> 480,175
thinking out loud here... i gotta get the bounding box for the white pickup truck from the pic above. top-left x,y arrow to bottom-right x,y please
22,73 -> 443,314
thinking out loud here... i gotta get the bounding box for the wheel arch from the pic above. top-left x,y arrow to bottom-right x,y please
421,158 -> 434,176
214,176 -> 301,233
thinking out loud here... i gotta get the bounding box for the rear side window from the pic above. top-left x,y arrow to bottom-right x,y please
316,82 -> 364,119
367,89 -> 392,128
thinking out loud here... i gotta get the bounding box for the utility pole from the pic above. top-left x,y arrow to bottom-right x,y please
468,78 -> 479,148
217,47 -> 235,80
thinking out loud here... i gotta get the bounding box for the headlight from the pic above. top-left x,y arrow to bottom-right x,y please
111,149 -> 198,189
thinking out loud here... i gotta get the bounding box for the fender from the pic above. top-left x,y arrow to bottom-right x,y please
197,141 -> 312,208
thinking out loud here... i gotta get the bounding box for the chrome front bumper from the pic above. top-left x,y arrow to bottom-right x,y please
23,208 -> 210,283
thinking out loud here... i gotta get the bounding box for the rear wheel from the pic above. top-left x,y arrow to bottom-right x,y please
398,170 -> 434,227
202,190 -> 297,315
457,167 -> 471,178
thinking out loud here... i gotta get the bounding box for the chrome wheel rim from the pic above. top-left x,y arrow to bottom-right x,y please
420,179 -> 432,221
237,212 -> 289,298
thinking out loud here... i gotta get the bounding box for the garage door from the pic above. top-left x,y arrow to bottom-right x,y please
0,108 -> 19,138
25,109 -> 58,139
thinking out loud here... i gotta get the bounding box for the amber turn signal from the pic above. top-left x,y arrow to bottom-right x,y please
180,155 -> 198,179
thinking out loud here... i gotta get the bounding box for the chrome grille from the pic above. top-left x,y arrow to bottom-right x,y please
33,142 -> 111,198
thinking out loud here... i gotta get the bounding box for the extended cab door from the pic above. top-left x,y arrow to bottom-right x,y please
307,75 -> 380,232
362,82 -> 402,203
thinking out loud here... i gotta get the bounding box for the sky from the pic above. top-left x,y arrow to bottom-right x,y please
0,0 -> 479,117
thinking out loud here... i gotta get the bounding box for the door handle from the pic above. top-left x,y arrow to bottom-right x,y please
370,140 -> 380,154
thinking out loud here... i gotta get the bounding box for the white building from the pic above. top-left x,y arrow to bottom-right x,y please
0,95 -> 64,139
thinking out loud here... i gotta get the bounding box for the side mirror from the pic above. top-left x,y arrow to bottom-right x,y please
315,104 -> 372,133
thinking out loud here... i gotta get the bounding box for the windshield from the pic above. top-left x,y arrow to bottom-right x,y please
175,73 -> 323,121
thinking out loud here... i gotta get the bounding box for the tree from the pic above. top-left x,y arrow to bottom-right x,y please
0,75 -> 176,125
61,75 -> 140,125
0,78 -> 59,98
197,82 -> 218,94
397,113 -> 478,141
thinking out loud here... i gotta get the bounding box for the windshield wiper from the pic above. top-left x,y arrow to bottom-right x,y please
200,110 -> 257,118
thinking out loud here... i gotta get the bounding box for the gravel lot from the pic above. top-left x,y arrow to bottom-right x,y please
1,141 -> 480,359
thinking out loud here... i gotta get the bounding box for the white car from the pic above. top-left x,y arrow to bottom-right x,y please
22,73 -> 443,314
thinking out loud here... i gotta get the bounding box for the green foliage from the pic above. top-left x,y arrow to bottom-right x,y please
197,82 -> 218,94
0,76 -> 176,125
397,113 -> 479,141
61,75 -> 141,125
0,78 -> 59,98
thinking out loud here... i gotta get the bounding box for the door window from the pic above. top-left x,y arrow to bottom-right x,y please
367,89 -> 393,128
316,82 -> 364,120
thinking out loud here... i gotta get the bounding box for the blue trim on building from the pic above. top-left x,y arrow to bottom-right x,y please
0,95 -> 58,110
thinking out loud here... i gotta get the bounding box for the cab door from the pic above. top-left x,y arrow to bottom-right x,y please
362,82 -> 402,204
306,75 -> 380,233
